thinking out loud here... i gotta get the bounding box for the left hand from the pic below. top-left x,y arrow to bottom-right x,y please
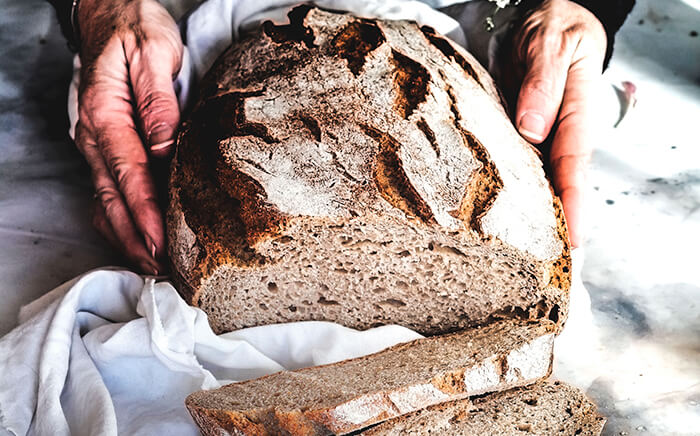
501,0 -> 607,248
75,0 -> 183,274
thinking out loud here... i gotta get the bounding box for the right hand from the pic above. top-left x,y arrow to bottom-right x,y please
74,0 -> 183,274
498,0 -> 606,248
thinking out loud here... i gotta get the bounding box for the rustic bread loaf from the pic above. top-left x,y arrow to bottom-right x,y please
185,319 -> 556,436
359,381 -> 605,436
167,6 -> 571,334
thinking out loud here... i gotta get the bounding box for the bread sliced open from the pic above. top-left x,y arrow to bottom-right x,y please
359,381 -> 605,436
186,319 -> 555,435
168,6 -> 571,335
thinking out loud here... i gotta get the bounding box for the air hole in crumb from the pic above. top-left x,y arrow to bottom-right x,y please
548,304 -> 560,323
524,398 -> 538,406
288,305 -> 297,312
517,424 -> 532,431
268,282 -> 278,292
379,298 -> 406,307
318,296 -> 341,306
397,250 -> 410,257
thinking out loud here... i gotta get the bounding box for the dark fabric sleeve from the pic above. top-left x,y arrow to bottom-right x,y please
569,0 -> 636,67
46,0 -> 79,51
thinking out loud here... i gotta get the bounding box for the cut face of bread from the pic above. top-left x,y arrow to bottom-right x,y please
185,319 -> 555,436
168,6 -> 571,334
359,381 -> 605,436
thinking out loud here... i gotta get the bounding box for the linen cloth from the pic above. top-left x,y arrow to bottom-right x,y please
0,269 -> 423,436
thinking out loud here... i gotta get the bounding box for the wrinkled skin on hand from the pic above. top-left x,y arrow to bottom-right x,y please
502,0 -> 606,248
75,0 -> 183,274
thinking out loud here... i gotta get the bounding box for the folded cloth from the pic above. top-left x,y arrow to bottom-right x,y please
0,270 -> 422,436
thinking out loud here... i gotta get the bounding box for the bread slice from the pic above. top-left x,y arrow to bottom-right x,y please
167,6 -> 571,335
185,319 -> 555,436
359,381 -> 605,435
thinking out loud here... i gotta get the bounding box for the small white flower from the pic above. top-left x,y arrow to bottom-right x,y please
491,0 -> 511,8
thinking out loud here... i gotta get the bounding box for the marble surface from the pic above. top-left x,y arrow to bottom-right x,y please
0,0 -> 698,435
552,1 -> 700,435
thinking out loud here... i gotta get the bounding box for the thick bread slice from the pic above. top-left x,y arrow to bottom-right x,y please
359,381 -> 605,436
168,6 -> 571,335
185,319 -> 555,436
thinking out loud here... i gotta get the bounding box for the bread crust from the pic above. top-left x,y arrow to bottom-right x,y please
167,6 -> 571,333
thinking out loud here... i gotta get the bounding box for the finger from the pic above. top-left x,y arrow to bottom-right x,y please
549,59 -> 599,248
552,156 -> 586,248
79,38 -> 167,262
96,121 -> 166,260
77,124 -> 162,274
127,26 -> 183,158
91,197 -> 120,249
515,31 -> 578,144
91,198 -> 162,274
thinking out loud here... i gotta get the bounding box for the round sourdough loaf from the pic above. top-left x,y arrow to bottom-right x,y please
167,6 -> 571,335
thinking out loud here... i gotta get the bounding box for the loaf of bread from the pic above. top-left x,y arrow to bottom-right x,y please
167,5 -> 571,334
185,319 -> 556,435
360,381 -> 605,435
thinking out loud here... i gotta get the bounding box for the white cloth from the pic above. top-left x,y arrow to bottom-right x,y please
0,269 -> 422,436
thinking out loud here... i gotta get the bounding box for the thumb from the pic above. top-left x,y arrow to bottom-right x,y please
129,37 -> 182,158
515,40 -> 574,144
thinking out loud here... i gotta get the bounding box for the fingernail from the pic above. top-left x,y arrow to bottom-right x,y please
151,139 -> 175,152
144,234 -> 157,259
518,112 -> 546,142
148,123 -> 174,148
139,260 -> 159,276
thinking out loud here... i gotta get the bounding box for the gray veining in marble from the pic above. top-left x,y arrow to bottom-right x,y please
1,0 -> 699,434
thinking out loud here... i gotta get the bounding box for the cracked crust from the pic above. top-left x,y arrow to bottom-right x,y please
167,6 -> 570,334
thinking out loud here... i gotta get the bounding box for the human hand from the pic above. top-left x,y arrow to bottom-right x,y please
501,0 -> 606,248
74,0 -> 183,273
